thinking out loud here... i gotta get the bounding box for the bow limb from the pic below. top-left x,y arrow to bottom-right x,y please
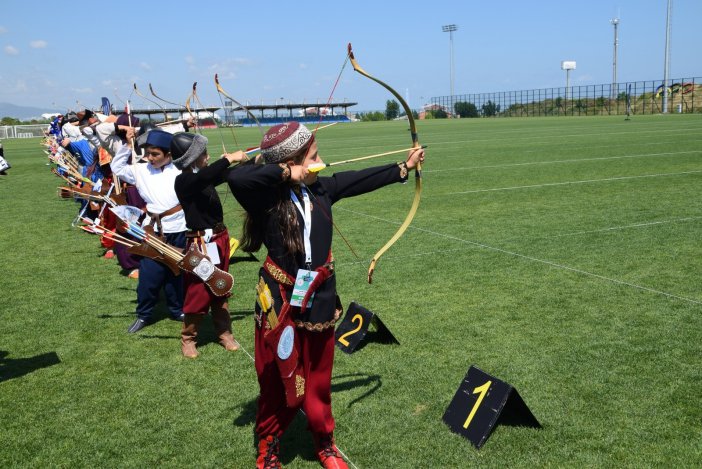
185,82 -> 198,131
149,83 -> 186,109
133,83 -> 168,121
214,73 -> 265,138
347,43 -> 422,283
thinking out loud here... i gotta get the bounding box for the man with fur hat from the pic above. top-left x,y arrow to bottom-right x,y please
111,129 -> 187,333
171,132 -> 247,358
227,121 -> 425,469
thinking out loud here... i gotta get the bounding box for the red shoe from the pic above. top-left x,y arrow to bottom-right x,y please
315,433 -> 348,469
256,435 -> 281,469
103,249 -> 115,259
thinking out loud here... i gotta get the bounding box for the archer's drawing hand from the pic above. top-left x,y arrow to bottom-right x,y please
289,165 -> 309,183
223,151 -> 246,164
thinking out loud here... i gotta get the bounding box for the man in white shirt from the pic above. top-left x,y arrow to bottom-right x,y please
111,129 -> 186,333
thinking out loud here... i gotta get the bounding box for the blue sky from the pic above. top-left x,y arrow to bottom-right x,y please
0,0 -> 699,113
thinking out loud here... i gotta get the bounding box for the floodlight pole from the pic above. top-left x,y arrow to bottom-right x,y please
662,0 -> 672,113
561,61 -> 576,105
610,18 -> 620,100
442,24 -> 458,107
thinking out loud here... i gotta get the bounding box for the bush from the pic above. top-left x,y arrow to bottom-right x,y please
454,101 -> 478,118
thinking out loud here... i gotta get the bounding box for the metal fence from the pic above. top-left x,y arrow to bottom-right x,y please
431,77 -> 700,117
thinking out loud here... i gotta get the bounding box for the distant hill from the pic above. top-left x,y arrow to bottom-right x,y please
0,102 -> 61,121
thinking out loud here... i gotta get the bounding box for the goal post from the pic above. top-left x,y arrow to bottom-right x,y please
13,124 -> 49,138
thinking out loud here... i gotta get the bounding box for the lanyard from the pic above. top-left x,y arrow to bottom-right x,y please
290,185 -> 312,266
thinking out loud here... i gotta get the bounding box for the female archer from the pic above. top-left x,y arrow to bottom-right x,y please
227,121 -> 424,469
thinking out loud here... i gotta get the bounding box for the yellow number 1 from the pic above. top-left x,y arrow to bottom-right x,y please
462,380 -> 492,429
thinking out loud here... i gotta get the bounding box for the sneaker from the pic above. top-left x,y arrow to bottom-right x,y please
128,269 -> 139,279
256,435 -> 281,469
103,249 -> 115,259
127,318 -> 148,333
171,313 -> 184,322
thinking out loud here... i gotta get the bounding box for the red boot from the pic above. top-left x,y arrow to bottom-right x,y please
256,435 -> 281,469
314,433 -> 348,469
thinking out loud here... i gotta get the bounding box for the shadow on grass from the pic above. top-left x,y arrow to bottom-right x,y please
0,350 -> 60,383
351,329 -> 400,353
230,252 -> 259,263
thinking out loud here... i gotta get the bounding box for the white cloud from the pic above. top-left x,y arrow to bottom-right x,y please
72,87 -> 93,94
299,63 -> 308,69
30,40 -> 47,48
4,45 -> 19,55
185,55 -> 195,64
140,62 -> 152,71
0,26 -> 7,34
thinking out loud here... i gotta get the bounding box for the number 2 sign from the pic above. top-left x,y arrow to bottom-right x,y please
442,366 -> 541,448
335,302 -> 399,354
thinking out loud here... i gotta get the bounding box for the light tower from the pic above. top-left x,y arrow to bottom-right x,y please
662,0 -> 672,113
442,24 -> 458,101
561,61 -> 576,100
610,17 -> 620,100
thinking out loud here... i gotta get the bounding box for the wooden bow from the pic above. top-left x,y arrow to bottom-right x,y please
347,43 -> 423,283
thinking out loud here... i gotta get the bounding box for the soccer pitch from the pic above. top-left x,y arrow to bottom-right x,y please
0,114 -> 700,467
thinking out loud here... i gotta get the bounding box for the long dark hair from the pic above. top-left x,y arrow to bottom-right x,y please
240,147 -> 309,258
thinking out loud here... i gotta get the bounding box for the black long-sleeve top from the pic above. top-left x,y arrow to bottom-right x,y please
227,161 -> 408,328
174,157 -> 231,231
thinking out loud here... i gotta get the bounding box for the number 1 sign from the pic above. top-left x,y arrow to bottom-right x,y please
442,365 -> 541,448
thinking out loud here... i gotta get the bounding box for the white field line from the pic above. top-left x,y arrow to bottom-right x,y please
342,216 -> 702,264
337,207 -> 702,307
423,125 -> 702,147
441,170 -> 702,195
425,150 -> 702,174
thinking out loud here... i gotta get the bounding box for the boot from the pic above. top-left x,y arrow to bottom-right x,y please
181,314 -> 203,358
314,433 -> 348,469
211,304 -> 239,351
256,435 -> 281,469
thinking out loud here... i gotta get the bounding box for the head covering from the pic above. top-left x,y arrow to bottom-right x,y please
171,132 -> 208,170
77,109 -> 95,126
65,111 -> 79,123
115,113 -> 140,128
260,121 -> 313,164
139,129 -> 173,151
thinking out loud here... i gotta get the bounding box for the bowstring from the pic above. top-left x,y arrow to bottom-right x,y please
305,51 -> 364,267
313,52 -> 350,137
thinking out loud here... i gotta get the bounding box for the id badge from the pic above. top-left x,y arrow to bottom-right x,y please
290,269 -> 318,307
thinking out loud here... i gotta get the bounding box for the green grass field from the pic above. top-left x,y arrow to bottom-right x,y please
1,114 -> 700,468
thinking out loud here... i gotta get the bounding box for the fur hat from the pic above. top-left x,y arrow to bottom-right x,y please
171,132 -> 208,170
139,129 -> 173,151
260,121 -> 313,164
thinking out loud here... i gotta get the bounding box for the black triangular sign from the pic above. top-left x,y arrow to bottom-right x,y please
335,302 -> 399,353
442,365 -> 540,448
370,314 -> 400,345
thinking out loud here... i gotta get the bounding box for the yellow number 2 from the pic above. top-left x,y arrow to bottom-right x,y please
462,380 -> 492,429
337,314 -> 364,346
